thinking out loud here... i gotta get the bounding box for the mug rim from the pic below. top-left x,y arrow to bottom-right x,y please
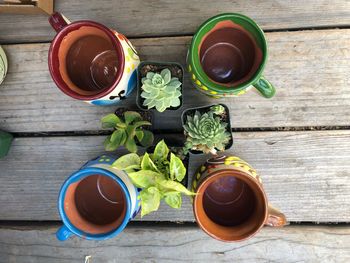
193,168 -> 268,242
58,167 -> 132,240
189,13 -> 268,93
48,20 -> 125,100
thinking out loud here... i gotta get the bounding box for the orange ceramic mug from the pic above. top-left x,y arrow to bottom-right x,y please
192,155 -> 287,242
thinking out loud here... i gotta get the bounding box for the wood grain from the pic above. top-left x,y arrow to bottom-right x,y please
0,29 -> 349,133
0,130 -> 349,222
0,224 -> 349,263
0,0 -> 349,43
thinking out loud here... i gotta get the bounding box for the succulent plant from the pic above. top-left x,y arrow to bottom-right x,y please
101,111 -> 154,153
210,104 -> 226,116
141,68 -> 182,112
183,109 -> 231,155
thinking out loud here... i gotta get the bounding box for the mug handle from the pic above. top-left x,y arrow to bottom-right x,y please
253,76 -> 276,98
265,205 -> 288,227
49,12 -> 70,33
56,225 -> 73,241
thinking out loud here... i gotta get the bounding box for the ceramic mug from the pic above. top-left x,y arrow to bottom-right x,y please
0,45 -> 8,85
192,155 -> 286,242
187,13 -> 275,98
0,131 -> 13,159
57,155 -> 140,241
48,12 -> 140,105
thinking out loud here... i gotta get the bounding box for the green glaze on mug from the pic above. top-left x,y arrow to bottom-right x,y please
188,13 -> 275,98
0,46 -> 8,85
0,131 -> 13,159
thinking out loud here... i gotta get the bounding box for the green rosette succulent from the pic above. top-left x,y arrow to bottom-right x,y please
183,110 -> 231,155
141,68 -> 182,112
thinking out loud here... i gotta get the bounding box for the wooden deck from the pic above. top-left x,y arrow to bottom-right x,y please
0,1 -> 349,262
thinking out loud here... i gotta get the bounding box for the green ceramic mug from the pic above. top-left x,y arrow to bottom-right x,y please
187,13 -> 275,98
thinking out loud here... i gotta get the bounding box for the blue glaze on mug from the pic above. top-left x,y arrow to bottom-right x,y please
57,155 -> 140,241
91,99 -> 120,106
126,70 -> 137,96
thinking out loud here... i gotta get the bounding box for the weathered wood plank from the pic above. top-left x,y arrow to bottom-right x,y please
0,224 -> 349,263
0,0 -> 349,43
0,29 -> 349,133
0,130 -> 349,222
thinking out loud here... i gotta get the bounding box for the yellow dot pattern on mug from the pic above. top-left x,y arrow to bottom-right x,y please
236,90 -> 247,96
224,156 -> 259,181
192,180 -> 197,189
188,63 -> 248,98
99,156 -> 110,162
191,168 -> 203,194
124,46 -> 139,75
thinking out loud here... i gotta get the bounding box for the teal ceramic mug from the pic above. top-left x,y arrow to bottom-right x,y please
187,13 -> 275,98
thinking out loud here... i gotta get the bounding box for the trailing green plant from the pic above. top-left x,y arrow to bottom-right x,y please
101,111 -> 154,153
112,140 -> 195,217
141,68 -> 182,112
183,107 -> 231,155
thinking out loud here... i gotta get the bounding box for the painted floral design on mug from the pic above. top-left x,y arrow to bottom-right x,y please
48,12 -> 140,106
91,32 -> 140,105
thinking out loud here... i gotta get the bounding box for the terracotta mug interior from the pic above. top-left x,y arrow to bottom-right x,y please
194,170 -> 267,241
199,20 -> 262,87
63,174 -> 127,235
49,21 -> 125,100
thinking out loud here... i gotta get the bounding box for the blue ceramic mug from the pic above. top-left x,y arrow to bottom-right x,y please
57,155 -> 140,241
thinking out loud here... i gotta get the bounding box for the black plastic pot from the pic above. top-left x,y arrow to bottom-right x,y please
136,61 -> 184,112
115,107 -> 153,127
114,107 -> 153,147
181,103 -> 233,155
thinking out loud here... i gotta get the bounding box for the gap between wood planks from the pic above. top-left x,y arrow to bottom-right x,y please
9,125 -> 350,138
0,221 -> 349,228
1,25 -> 350,45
